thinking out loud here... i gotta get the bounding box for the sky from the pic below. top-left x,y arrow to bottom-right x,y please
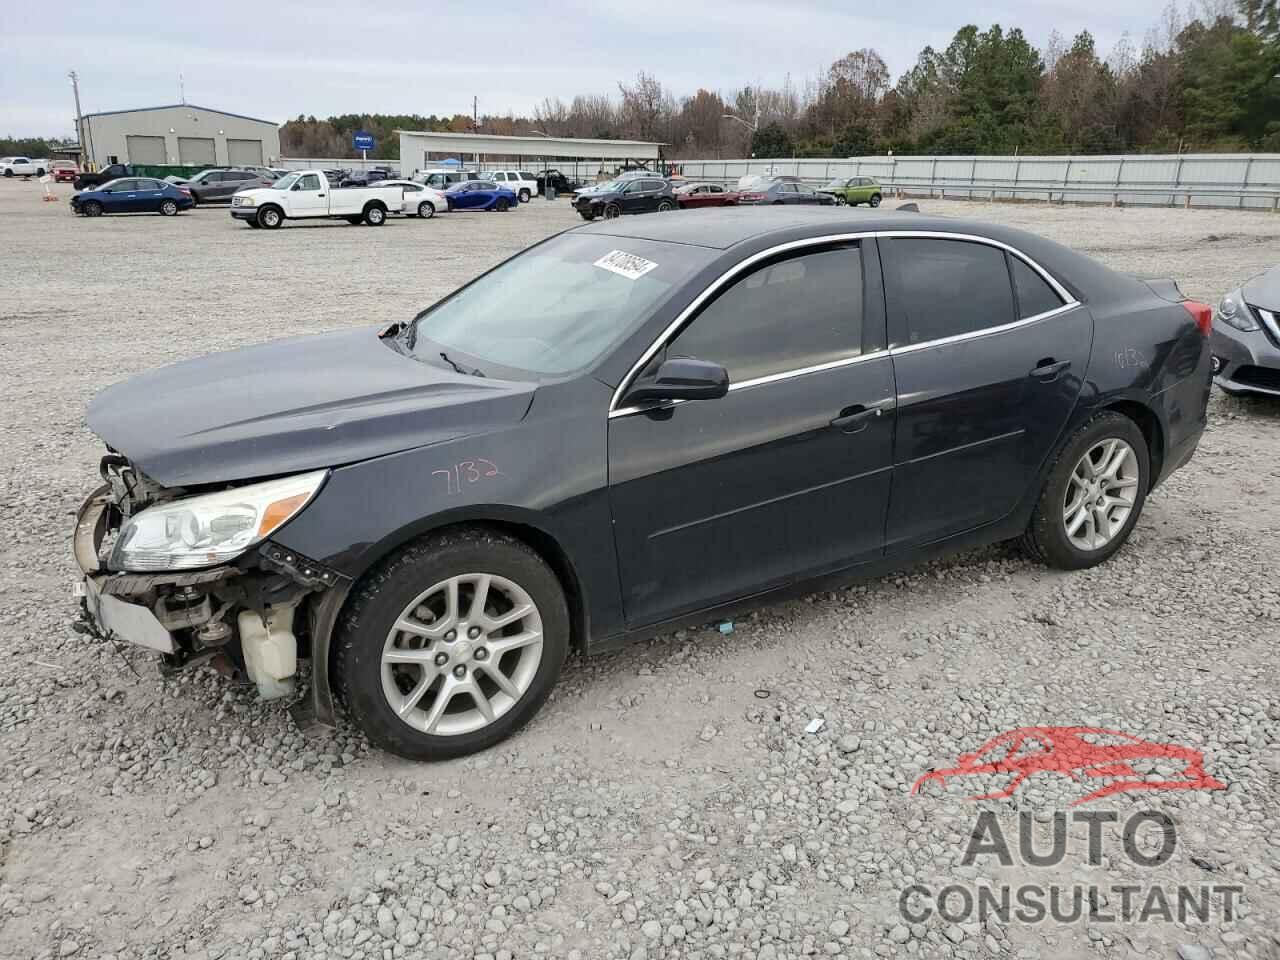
0,0 -> 1177,138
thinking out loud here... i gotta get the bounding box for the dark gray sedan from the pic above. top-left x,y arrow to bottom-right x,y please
174,168 -> 274,205
1211,265 -> 1280,397
740,179 -> 837,206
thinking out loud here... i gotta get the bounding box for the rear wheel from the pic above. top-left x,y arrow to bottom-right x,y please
417,201 -> 435,219
36,168 -> 46,177
334,529 -> 570,761
518,188 -> 531,203
657,199 -> 674,212
495,197 -> 510,212
869,193 -> 882,207
159,199 -> 178,216
257,206 -> 283,229
364,204 -> 386,226
1021,412 -> 1149,570
189,192 -> 200,207
81,200 -> 102,217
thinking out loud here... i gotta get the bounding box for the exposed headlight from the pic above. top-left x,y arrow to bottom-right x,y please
111,470 -> 327,572
235,195 -> 256,206
1215,294 -> 1259,332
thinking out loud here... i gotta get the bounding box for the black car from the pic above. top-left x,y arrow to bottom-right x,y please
740,178 -> 837,205
73,208 -> 1212,761
73,163 -> 138,191
574,176 -> 676,220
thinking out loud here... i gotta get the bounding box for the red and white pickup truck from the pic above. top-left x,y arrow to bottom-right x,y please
229,170 -> 404,228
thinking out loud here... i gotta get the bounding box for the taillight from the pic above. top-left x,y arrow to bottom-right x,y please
1182,300 -> 1213,337
742,192 -> 764,201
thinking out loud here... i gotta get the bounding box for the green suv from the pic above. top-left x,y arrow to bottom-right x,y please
819,176 -> 882,207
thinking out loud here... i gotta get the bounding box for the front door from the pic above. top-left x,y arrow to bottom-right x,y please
609,240 -> 895,627
289,173 -> 328,216
880,236 -> 1091,549
103,179 -> 139,213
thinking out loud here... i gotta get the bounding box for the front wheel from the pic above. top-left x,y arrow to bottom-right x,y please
579,210 -> 595,221
334,530 -> 570,761
417,201 -> 435,219
257,206 -> 283,229
159,199 -> 178,216
602,203 -> 621,219
81,200 -> 102,217
1021,412 -> 1149,570
36,168 -> 45,177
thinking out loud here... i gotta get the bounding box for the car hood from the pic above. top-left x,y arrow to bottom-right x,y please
1243,265 -> 1280,312
87,327 -> 536,486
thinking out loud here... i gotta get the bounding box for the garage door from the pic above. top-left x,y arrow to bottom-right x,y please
178,137 -> 216,165
125,135 -> 167,165
226,139 -> 264,167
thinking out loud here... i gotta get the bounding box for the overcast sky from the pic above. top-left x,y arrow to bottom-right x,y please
1,0 -> 1175,137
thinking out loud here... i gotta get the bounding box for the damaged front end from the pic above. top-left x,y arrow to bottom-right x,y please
74,453 -> 347,706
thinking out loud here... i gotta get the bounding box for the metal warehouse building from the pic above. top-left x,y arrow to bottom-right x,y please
78,104 -> 281,169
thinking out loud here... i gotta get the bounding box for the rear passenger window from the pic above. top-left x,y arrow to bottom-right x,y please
668,246 -> 863,383
1010,255 -> 1064,319
891,239 -> 1015,345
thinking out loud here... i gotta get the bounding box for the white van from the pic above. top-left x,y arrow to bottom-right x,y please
485,170 -> 539,202
414,168 -> 479,191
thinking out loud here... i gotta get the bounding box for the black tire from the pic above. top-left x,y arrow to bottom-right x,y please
364,203 -> 386,226
188,192 -> 200,207
657,199 -> 674,212
81,200 -> 102,217
35,168 -> 45,177
257,206 -> 283,229
345,215 -> 363,224
602,203 -> 621,219
334,528 -> 570,761
518,189 -> 531,203
1021,411 -> 1150,570
159,199 -> 178,216
495,197 -> 510,212
417,201 -> 435,219
579,211 -> 595,221
870,193 -> 882,207
247,220 -> 261,228
834,195 -> 847,205
3,169 -> 11,178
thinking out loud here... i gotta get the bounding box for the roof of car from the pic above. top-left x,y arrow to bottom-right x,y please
575,206 -> 1129,302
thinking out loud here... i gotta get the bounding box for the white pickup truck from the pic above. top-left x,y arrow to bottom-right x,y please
229,170 -> 404,228
1,156 -> 50,177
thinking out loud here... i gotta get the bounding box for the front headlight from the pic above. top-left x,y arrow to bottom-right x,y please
111,470 -> 327,572
1215,294 -> 1259,332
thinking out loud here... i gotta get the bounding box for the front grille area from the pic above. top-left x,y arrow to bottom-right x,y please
1233,364 -> 1280,392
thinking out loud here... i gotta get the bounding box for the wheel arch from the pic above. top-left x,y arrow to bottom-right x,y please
310,509 -> 589,725
363,199 -> 387,213
1098,397 -> 1164,485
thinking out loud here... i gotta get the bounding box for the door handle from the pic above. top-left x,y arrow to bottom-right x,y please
317,193 -> 325,197
830,404 -> 887,434
1030,358 -> 1071,381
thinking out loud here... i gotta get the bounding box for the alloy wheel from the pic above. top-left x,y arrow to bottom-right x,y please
381,573 -> 544,737
1062,438 -> 1140,551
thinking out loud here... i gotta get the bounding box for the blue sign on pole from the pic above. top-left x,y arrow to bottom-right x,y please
353,131 -> 375,152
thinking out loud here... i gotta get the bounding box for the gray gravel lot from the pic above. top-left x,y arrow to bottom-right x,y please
1,180 -> 1278,960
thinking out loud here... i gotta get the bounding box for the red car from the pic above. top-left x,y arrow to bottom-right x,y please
51,161 -> 78,183
674,181 -> 740,209
912,726 -> 1226,806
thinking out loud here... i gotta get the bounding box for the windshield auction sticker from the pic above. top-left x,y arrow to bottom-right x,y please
593,250 -> 659,280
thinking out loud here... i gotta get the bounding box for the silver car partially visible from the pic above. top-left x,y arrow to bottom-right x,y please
1211,265 -> 1280,398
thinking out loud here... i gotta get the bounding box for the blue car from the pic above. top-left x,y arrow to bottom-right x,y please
71,177 -> 195,217
443,179 -> 518,212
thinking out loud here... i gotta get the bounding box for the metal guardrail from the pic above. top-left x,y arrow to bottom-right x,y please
677,154 -> 1280,211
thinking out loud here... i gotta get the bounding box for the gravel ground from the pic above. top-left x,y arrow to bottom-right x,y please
1,180 -> 1278,960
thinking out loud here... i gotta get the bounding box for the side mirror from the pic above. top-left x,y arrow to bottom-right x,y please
625,357 -> 729,405
291,183 -> 302,191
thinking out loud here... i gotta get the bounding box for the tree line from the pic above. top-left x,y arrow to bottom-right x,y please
6,2 -> 1277,162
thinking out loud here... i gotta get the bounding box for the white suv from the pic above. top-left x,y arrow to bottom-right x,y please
485,170 -> 539,202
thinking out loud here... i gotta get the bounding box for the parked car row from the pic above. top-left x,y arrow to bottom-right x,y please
570,174 -> 863,220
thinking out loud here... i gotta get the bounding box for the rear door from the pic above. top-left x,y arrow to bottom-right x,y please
881,236 -> 1091,549
609,240 -> 895,626
137,178 -> 167,211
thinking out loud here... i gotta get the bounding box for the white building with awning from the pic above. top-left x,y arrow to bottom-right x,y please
396,130 -> 663,178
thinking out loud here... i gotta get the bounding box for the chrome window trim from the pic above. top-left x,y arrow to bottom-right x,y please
607,230 -> 1081,418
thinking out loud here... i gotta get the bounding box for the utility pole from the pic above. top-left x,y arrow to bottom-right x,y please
69,70 -> 91,169
179,73 -> 186,105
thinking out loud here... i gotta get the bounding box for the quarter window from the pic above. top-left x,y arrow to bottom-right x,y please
668,246 -> 864,383
1010,255 -> 1064,319
890,238 -> 1016,345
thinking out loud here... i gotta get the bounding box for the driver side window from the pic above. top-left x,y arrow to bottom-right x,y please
666,245 -> 865,384
297,174 -> 321,190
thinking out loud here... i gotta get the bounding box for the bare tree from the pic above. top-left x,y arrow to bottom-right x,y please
618,72 -> 671,140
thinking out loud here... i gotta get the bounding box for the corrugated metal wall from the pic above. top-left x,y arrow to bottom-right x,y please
675,154 -> 1280,210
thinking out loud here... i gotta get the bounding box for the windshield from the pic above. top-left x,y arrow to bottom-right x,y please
406,234 -> 714,377
271,173 -> 300,190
